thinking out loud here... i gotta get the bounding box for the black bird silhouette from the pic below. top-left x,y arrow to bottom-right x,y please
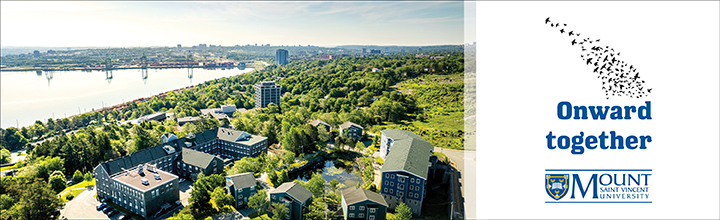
545,17 -> 651,99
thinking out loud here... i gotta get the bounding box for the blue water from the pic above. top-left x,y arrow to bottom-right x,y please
1,68 -> 254,128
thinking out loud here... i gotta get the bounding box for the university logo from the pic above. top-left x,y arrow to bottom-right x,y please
546,174 -> 569,200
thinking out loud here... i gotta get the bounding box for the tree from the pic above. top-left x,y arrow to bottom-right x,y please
278,169 -> 290,185
248,189 -> 269,214
0,148 -> 11,164
283,151 -> 295,165
84,171 -> 93,183
130,124 -> 160,153
1,127 -> 29,150
271,202 -> 289,220
72,170 -> 83,184
355,140 -> 365,152
329,179 -> 339,192
395,202 -> 413,220
189,173 -> 225,218
304,196 -> 326,220
48,173 -> 66,193
210,186 -> 235,214
306,173 -> 326,197
269,170 -> 279,187
13,180 -> 65,220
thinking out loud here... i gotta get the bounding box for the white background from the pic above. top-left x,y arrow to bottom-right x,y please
475,2 -> 719,219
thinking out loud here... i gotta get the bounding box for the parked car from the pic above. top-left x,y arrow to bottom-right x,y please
102,207 -> 113,214
96,203 -> 108,210
107,210 -> 119,216
179,178 -> 185,183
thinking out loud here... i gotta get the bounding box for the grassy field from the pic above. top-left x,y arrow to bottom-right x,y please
413,111 -> 464,132
58,179 -> 96,201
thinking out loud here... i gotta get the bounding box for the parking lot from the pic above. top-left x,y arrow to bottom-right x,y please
59,186 -> 124,220
179,178 -> 193,206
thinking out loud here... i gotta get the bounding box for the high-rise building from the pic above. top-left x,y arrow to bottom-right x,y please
254,81 -> 281,109
276,49 -> 289,65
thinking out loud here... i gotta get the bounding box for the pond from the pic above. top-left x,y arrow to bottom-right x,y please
290,159 -> 363,190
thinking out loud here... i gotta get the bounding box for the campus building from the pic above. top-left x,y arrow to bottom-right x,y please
270,182 -> 313,220
339,122 -> 363,141
378,129 -> 436,215
254,81 -> 282,109
341,187 -> 388,220
225,172 -> 258,209
94,127 -> 268,218
308,119 -> 332,132
276,49 -> 289,65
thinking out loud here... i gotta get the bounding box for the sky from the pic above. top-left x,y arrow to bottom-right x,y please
0,1 -> 466,47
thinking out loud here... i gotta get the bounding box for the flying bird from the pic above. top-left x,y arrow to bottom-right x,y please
546,17 -> 551,24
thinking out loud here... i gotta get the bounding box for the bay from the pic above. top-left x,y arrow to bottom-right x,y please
1,67 -> 254,128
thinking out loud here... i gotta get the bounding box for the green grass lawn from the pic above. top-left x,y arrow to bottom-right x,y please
58,179 -> 96,201
413,111 -> 464,132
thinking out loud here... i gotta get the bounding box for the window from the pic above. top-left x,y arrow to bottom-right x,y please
359,213 -> 365,218
391,174 -> 395,179
272,195 -> 276,200
390,189 -> 393,194
399,177 -> 405,183
369,216 -> 376,220
384,173 -> 389,178
349,213 -> 355,218
369,208 -> 376,213
390,182 -> 394,186
359,206 -> 365,211
399,184 -> 404,190
349,206 -> 355,210
411,178 -> 415,183
383,188 -> 388,192
399,192 -> 404,197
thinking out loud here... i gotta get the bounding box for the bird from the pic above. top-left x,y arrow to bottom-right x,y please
571,39 -> 577,45
569,31 -> 574,36
560,29 -> 565,34
546,17 -> 551,24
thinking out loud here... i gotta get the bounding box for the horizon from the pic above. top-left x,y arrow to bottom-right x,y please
1,2 -> 467,48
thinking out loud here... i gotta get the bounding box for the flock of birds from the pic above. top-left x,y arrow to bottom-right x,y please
546,17 -> 651,99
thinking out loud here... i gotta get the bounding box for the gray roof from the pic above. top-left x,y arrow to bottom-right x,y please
339,122 -> 363,130
341,187 -> 388,207
271,182 -> 312,203
181,147 -> 218,169
227,172 -> 256,190
309,120 -> 331,128
380,129 -> 434,179
102,139 -> 182,176
217,127 -> 267,146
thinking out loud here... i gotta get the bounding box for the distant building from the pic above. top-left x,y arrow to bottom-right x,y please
378,129 -> 436,215
319,54 -> 334,60
338,122 -> 363,141
47,50 -> 56,54
225,172 -> 257,209
417,47 -> 422,53
276,49 -> 289,65
33,50 -> 40,57
177,116 -> 200,126
308,119 -> 331,132
370,49 -> 381,54
200,104 -> 245,121
177,44 -> 182,48
270,182 -> 313,220
254,81 -> 281,109
341,187 -> 388,220
362,48 -> 367,53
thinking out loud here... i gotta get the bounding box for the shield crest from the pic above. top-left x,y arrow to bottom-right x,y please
546,174 -> 569,200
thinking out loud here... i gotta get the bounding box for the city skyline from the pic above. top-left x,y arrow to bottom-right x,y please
1,1 -> 466,48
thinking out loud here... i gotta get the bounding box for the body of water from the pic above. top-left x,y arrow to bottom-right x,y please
291,160 -> 363,190
1,68 -> 254,128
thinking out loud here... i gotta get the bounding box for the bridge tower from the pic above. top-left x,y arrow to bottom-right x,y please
105,57 -> 113,80
141,55 -> 148,84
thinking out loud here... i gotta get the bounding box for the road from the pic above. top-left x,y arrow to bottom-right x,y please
59,186 -> 117,220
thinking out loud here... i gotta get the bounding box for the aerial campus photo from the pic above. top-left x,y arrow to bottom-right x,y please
0,2 -> 472,220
